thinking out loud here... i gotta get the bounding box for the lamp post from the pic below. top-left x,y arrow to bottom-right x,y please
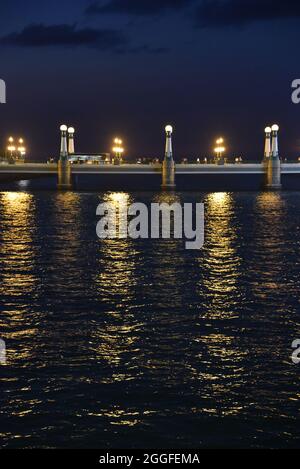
18,146 -> 26,162
265,124 -> 281,190
113,138 -> 124,165
7,137 -> 16,163
58,124 -> 72,189
17,138 -> 26,162
60,125 -> 68,160
6,136 -> 26,163
7,137 -> 13,161
161,124 -> 176,190
271,124 -> 279,158
264,127 -> 272,160
7,145 -> 16,161
214,138 -> 226,165
68,127 -> 75,155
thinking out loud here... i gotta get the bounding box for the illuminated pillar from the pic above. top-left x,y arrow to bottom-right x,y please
58,124 -> 72,190
266,124 -> 281,190
264,127 -> 272,160
68,127 -> 75,155
60,124 -> 68,158
162,125 -> 176,190
271,125 -> 279,158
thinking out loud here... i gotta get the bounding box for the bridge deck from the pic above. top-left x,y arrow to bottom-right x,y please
0,163 -> 299,176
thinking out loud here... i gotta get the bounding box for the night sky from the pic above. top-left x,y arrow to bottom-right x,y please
1,0 -> 300,161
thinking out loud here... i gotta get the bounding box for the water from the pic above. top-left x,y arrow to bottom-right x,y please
0,189 -> 299,449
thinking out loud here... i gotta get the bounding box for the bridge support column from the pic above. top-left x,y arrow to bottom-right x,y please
162,125 -> 176,190
58,160 -> 72,190
57,124 -> 72,190
265,124 -> 281,190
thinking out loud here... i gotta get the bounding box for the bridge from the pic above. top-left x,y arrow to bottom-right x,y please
1,162 -> 299,191
1,162 -> 300,176
0,124 -> 298,190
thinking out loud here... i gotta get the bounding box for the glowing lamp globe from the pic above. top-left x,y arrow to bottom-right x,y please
265,127 -> 272,133
165,125 -> 173,134
272,124 -> 279,132
68,127 -> 75,134
60,125 -> 68,132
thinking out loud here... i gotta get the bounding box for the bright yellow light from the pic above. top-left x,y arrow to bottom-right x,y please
210,192 -> 228,205
113,146 -> 124,153
7,145 -> 16,152
19,138 -> 24,144
109,192 -> 129,204
8,137 -> 14,143
214,146 -> 225,154
6,192 -> 18,202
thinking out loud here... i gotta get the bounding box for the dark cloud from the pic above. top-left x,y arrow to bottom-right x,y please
116,45 -> 169,55
86,0 -> 193,16
0,23 -> 127,49
194,0 -> 300,28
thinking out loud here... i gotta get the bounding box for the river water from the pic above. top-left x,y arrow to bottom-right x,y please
0,189 -> 299,448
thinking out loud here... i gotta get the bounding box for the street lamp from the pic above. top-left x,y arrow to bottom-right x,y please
6,137 -> 26,162
17,138 -> 26,161
18,146 -> 26,161
214,137 -> 226,165
7,145 -> 16,162
6,136 -> 16,161
68,127 -> 75,155
113,138 -> 124,164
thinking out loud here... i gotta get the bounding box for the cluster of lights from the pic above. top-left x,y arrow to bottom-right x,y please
265,124 -> 279,133
113,138 -> 124,156
214,137 -> 226,157
7,136 -> 26,157
60,125 -> 75,134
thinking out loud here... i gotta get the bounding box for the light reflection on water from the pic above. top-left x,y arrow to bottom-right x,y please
202,192 -> 241,317
251,192 -> 288,298
0,192 -> 37,296
0,193 -> 39,367
0,190 -> 299,449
